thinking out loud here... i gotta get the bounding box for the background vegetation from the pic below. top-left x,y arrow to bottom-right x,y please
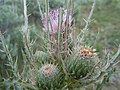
0,0 -> 120,89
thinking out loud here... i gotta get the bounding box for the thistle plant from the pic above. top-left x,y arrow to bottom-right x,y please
37,64 -> 64,89
65,46 -> 98,79
37,0 -> 120,89
0,0 -> 120,90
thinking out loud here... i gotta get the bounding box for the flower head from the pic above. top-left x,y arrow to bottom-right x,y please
37,64 -> 63,89
78,46 -> 97,58
40,64 -> 58,77
42,9 -> 72,34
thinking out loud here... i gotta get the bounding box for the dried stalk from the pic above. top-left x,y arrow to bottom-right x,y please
73,19 -> 77,51
23,0 -> 28,35
22,0 -> 35,69
58,8 -> 62,55
80,0 -> 96,43
57,8 -> 68,77
45,0 -> 50,52
36,0 -> 43,18
64,0 -> 72,58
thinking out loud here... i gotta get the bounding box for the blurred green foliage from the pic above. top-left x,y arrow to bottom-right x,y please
0,0 -> 120,89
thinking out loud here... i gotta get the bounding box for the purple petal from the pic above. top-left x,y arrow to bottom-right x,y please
42,9 -> 72,34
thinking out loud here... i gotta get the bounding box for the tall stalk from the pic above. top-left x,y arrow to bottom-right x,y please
22,0 -> 35,69
80,0 -> 96,44
45,0 -> 51,53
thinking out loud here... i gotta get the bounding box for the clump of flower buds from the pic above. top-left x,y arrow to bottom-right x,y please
37,64 -> 63,89
77,45 -> 97,58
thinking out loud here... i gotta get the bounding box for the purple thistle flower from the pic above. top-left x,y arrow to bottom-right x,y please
42,9 -> 72,34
